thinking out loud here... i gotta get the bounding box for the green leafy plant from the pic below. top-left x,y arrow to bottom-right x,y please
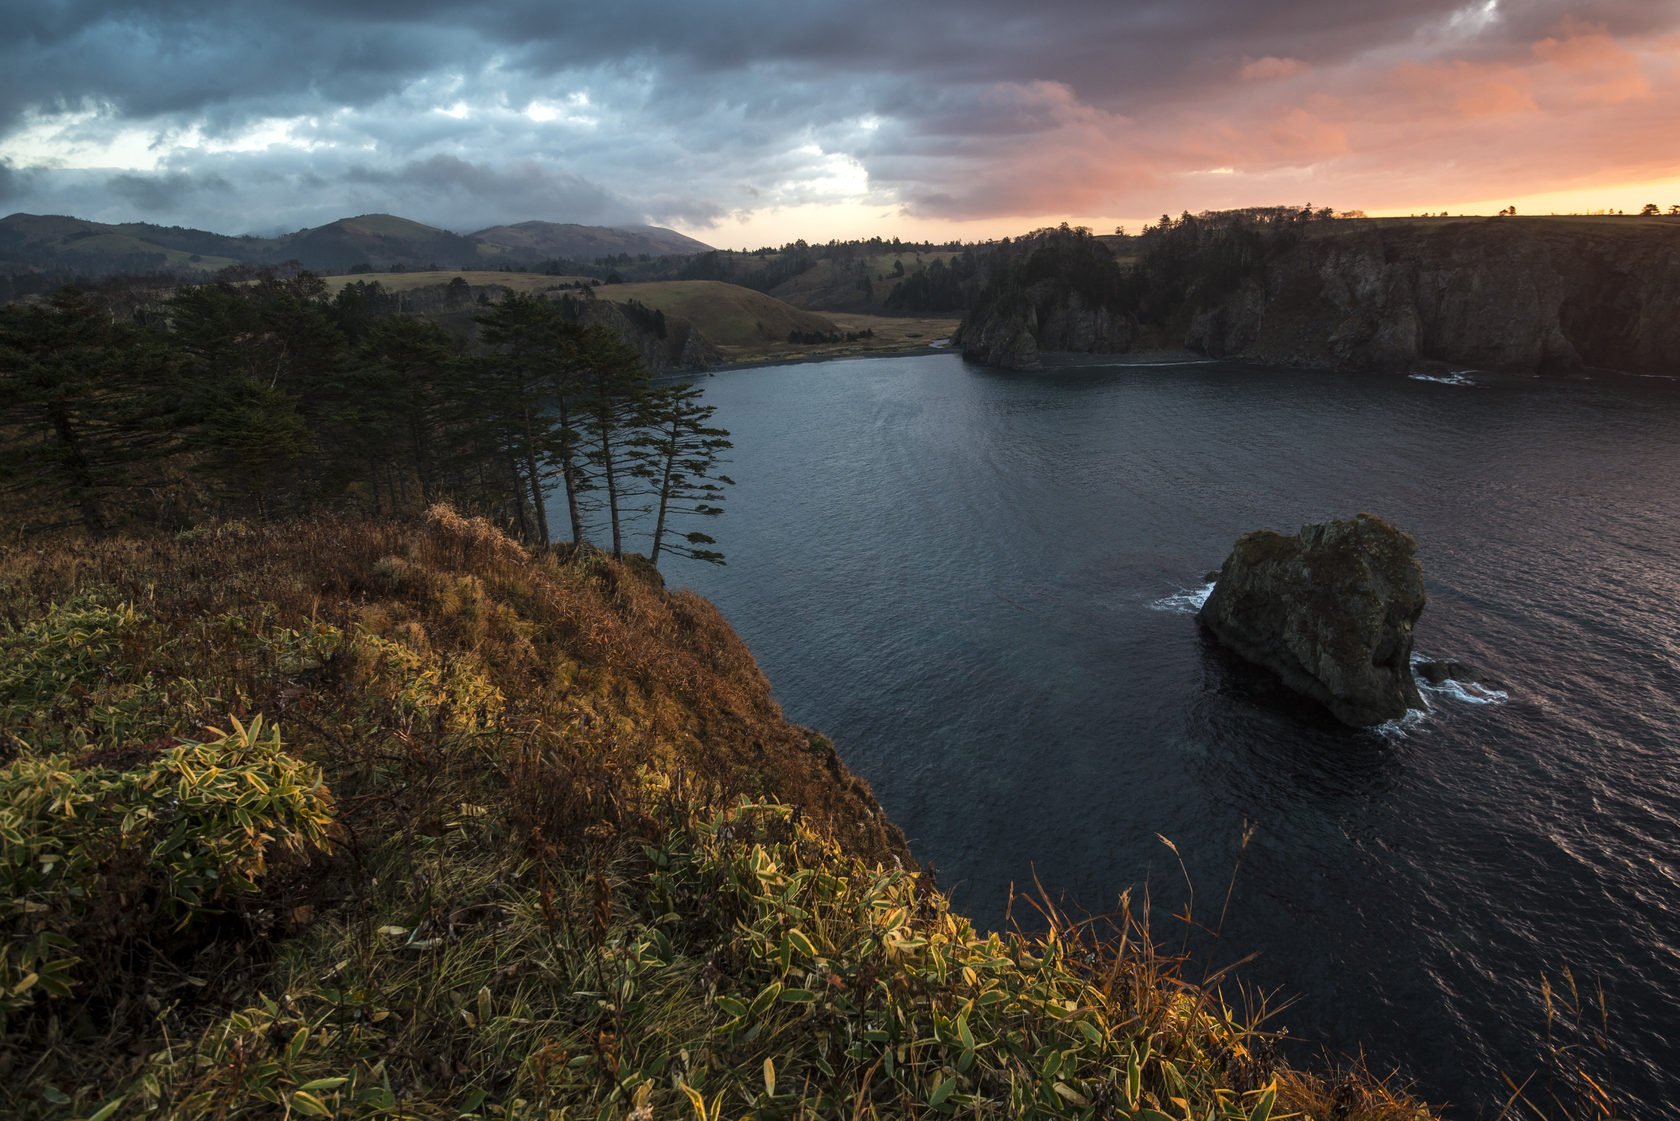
0,715 -> 334,1022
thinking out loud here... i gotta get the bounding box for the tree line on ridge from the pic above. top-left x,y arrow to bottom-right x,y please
0,277 -> 732,565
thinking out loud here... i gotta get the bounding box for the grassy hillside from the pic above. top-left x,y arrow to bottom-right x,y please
472,222 -> 712,261
0,510 -> 1433,1120
672,246 -> 979,315
595,280 -> 841,349
309,273 -> 957,365
281,215 -> 482,273
50,233 -> 242,271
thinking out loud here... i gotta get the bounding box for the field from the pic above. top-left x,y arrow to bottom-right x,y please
593,279 -> 839,349
55,233 -> 244,272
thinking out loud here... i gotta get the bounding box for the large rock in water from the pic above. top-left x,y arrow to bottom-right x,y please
1197,514 -> 1426,726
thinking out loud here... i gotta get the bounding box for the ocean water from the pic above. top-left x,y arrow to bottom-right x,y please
573,354 -> 1680,1117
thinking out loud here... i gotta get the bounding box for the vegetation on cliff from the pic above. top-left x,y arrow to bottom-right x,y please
954,227 -> 1140,367
0,508 -> 1436,1120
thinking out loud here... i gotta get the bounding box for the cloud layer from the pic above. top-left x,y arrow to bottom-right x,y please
2,0 -> 1677,240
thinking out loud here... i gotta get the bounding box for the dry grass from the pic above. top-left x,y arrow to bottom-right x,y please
594,281 -> 840,349
0,511 -> 1443,1120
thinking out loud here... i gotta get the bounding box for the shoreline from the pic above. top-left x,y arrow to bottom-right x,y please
695,342 -> 1221,378
676,340 -> 956,377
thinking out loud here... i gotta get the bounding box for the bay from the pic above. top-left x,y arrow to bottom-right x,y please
565,353 -> 1680,1117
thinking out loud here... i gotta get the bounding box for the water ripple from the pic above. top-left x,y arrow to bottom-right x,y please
617,354 -> 1680,1118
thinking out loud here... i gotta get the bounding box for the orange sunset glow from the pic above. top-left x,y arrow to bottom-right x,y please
1,3 -> 1676,243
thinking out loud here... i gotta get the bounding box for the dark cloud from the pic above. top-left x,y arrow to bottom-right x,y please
1,0 -> 1678,235
8,1 -> 1607,137
345,154 -> 636,228
0,159 -> 27,204
107,169 -> 230,212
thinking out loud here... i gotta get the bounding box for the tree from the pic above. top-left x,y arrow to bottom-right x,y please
475,292 -> 578,545
1640,203 -> 1661,216
169,276 -> 344,518
347,315 -> 461,513
629,383 -> 732,566
0,290 -> 185,536
576,326 -> 652,559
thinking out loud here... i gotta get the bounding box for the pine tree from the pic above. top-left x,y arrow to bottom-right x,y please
629,383 -> 733,566
576,325 -> 652,558
0,289 -> 185,537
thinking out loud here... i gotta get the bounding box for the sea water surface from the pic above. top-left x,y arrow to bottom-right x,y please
585,354 -> 1680,1117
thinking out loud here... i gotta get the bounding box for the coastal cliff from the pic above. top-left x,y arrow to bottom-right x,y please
955,285 -> 1135,368
1186,218 -> 1680,374
957,217 -> 1680,375
953,228 -> 1136,367
0,509 -> 1434,1120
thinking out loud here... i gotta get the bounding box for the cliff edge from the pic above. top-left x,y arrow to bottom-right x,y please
957,216 -> 1680,376
1186,218 -> 1680,375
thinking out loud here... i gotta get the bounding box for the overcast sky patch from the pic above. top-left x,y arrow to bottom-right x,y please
1,0 -> 1677,242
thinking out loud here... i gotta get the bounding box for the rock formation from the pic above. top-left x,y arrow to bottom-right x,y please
956,286 -> 1134,369
1198,514 -> 1426,726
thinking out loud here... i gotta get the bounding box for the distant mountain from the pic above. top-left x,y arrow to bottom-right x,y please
281,214 -> 482,272
0,212 -> 713,282
473,221 -> 713,262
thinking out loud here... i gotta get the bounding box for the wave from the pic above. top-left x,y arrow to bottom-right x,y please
1150,581 -> 1216,613
1409,371 -> 1478,386
1418,675 -> 1510,706
1379,656 -> 1510,737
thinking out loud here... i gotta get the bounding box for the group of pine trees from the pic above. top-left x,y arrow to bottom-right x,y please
0,278 -> 732,565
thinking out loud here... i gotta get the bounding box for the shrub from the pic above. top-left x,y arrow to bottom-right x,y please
0,598 -> 162,756
0,715 -> 334,1023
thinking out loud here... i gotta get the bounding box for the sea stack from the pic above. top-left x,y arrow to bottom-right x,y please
1198,514 -> 1426,727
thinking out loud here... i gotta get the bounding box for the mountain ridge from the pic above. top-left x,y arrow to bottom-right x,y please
0,210 -> 714,279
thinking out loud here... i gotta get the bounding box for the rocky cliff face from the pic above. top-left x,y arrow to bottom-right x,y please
1198,514 -> 1426,727
957,218 -> 1680,375
956,285 -> 1134,368
1186,219 -> 1680,375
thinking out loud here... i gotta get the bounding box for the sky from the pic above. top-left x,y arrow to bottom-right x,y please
1,0 -> 1678,249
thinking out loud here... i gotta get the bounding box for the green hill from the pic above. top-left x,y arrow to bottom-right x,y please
473,221 -> 712,261
278,213 -> 482,272
597,279 -> 843,349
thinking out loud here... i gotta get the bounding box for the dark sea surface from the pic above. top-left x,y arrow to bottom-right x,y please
573,353 -> 1680,1117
